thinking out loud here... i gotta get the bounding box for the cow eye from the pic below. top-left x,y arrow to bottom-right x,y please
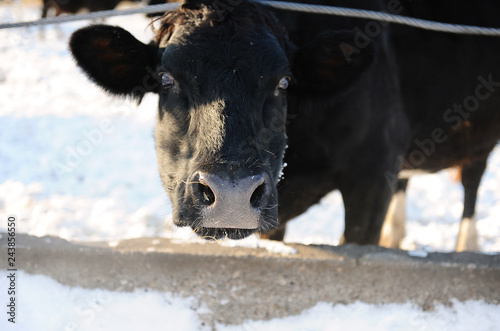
160,72 -> 175,91
277,76 -> 290,90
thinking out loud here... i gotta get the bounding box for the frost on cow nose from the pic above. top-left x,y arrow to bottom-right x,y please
190,172 -> 271,229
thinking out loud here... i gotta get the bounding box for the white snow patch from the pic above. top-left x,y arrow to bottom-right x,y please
218,300 -> 500,331
0,272 -> 209,331
1,272 -> 499,331
407,250 -> 429,258
219,235 -> 297,254
108,241 -> 119,248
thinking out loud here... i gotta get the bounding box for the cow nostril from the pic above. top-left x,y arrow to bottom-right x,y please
197,182 -> 215,206
250,182 -> 267,208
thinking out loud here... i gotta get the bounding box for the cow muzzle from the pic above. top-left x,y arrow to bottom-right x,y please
190,171 -> 271,229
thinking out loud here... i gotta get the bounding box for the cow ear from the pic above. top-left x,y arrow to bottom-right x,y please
291,31 -> 377,94
69,25 -> 160,100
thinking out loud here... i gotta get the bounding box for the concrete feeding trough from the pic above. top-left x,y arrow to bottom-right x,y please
1,233 -> 499,326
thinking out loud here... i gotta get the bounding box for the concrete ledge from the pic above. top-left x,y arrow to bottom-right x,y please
1,233 -> 499,325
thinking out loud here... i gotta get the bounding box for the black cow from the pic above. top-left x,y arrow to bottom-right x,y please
42,0 -> 141,19
69,0 -> 500,250
386,0 -> 500,251
271,0 -> 500,251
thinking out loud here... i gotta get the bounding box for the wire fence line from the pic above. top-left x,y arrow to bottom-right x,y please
1,1 -> 500,37
0,3 -> 181,29
261,1 -> 500,36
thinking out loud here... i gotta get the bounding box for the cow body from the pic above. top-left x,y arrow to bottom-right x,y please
42,0 -> 139,18
269,1 -> 406,244
266,0 -> 500,249
69,0 -> 500,249
388,1 -> 500,250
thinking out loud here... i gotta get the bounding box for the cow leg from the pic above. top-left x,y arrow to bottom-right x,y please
456,158 -> 487,251
40,0 -> 51,39
40,1 -> 64,38
379,179 -> 408,248
339,173 -> 396,245
41,1 -> 49,19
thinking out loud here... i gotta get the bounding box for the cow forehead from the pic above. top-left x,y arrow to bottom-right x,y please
159,27 -> 289,82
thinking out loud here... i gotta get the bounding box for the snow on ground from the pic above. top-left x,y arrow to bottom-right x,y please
1,271 -> 499,331
1,4 -> 499,331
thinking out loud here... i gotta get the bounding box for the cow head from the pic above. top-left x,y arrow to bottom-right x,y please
69,0 -> 375,239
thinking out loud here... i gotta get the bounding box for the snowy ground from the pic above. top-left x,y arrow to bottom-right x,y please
0,271 -> 499,331
1,4 -> 499,331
